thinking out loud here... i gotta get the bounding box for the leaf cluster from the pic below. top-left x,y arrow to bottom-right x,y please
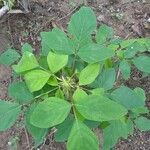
0,7 -> 150,150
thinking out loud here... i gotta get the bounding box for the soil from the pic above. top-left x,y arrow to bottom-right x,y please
0,0 -> 150,150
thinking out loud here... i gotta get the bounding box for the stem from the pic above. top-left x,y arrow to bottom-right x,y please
34,87 -> 58,99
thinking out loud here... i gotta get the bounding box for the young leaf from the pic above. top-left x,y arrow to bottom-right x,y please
74,95 -> 127,121
78,43 -> 115,63
41,28 -> 73,55
68,7 -> 96,49
133,56 -> 150,73
79,63 -> 100,85
22,43 -> 33,53
91,68 -> 116,90
0,49 -> 20,66
24,69 -> 50,92
8,81 -> 34,104
67,119 -> 99,150
73,88 -> 87,101
134,117 -> 150,131
0,100 -> 21,131
25,104 -> 49,146
111,86 -> 145,109
96,24 -> 113,44
54,115 -> 74,142
47,52 -> 68,73
55,89 -> 64,99
30,97 -> 71,128
13,51 -> 39,73
119,60 -> 131,80
47,76 -> 58,86
103,119 -> 134,150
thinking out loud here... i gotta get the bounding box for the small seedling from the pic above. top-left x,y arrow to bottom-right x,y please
0,6 -> 150,150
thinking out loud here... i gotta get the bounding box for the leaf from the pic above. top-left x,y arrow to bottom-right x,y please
47,76 -> 58,86
0,49 -> 20,66
67,119 -> 99,150
103,119 -> 134,150
13,51 -> 39,73
25,104 -> 49,146
96,24 -> 113,44
111,86 -> 145,109
0,100 -> 21,131
24,69 -> 50,92
22,43 -> 33,53
119,60 -> 131,80
91,68 -> 116,90
39,56 -> 49,70
79,63 -> 100,85
124,42 -> 146,58
134,87 -> 146,102
54,115 -> 74,142
73,88 -> 87,101
8,81 -> 34,104
30,97 -> 71,128
68,7 -> 96,50
135,117 -> 150,131
78,43 -> 115,63
75,95 -> 127,121
41,28 -> 73,55
55,89 -> 64,99
133,56 -> 150,73
47,52 -> 68,73
91,88 -> 105,96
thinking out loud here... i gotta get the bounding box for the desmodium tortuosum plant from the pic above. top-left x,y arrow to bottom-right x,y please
0,6 -> 150,150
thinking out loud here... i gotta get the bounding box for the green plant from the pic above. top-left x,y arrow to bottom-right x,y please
0,7 -> 150,150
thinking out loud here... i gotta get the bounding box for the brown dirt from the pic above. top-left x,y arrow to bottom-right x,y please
0,0 -> 150,150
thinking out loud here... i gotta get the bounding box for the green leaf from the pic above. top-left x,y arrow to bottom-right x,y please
91,68 -> 116,90
24,69 -> 50,92
55,89 -> 64,99
78,43 -> 115,63
134,87 -> 146,102
47,52 -> 68,73
13,51 -> 39,73
8,81 -> 34,104
41,28 -> 73,55
133,56 -> 150,73
132,107 -> 149,116
67,119 -> 99,150
79,63 -> 100,85
0,100 -> 21,131
68,7 -> 96,50
0,49 -> 20,66
75,95 -> 127,121
22,43 -> 33,53
47,76 -> 58,86
30,97 -> 71,128
91,88 -> 105,96
25,104 -> 49,146
103,119 -> 134,150
96,24 -> 113,44
54,115 -> 74,142
119,60 -> 131,80
124,42 -> 146,58
111,86 -> 145,109
73,88 -> 87,101
135,117 -> 150,131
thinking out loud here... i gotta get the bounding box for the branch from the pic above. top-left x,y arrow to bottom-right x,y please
0,5 -> 9,18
